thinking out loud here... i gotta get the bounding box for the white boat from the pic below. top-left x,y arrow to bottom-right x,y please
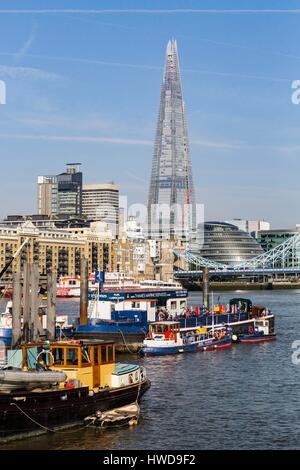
84,403 -> 140,428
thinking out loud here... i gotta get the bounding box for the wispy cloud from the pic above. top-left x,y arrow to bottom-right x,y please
0,9 -> 300,14
191,139 -> 245,150
0,65 -> 60,80
0,133 -> 152,145
14,22 -> 37,63
0,52 -> 290,83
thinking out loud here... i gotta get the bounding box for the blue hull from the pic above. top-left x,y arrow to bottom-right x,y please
238,334 -> 276,343
0,328 -> 12,347
142,336 -> 232,356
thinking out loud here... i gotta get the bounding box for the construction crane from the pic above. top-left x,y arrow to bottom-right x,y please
0,237 -> 30,281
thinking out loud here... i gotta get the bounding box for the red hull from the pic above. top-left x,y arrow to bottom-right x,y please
203,342 -> 232,351
239,337 -> 276,344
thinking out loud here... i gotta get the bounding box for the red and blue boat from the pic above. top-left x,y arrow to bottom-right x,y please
140,321 -> 232,356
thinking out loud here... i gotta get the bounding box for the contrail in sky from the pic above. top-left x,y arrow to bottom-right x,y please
0,9 -> 300,14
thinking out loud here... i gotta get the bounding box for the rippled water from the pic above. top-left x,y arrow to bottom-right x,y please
2,290 -> 300,450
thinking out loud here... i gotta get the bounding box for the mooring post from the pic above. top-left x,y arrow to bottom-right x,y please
80,257 -> 89,326
30,263 -> 40,342
22,263 -> 31,343
47,270 -> 56,341
12,272 -> 22,348
202,267 -> 210,310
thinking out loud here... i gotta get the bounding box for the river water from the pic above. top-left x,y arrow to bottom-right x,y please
1,289 -> 300,450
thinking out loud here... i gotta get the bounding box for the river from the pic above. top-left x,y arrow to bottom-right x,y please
1,289 -> 300,450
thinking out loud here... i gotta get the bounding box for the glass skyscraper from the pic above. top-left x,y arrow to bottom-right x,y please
148,39 -> 196,240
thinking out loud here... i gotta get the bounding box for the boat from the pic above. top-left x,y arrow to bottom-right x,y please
236,332 -> 276,343
0,301 -> 75,347
74,283 -> 188,352
0,368 -> 67,393
84,403 -> 139,428
140,321 -> 232,356
175,298 -> 276,342
56,272 -> 183,297
0,339 -> 150,441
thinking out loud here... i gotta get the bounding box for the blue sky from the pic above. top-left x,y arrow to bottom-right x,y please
0,0 -> 300,228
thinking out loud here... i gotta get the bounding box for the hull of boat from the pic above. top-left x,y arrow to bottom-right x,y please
142,335 -> 232,356
201,337 -> 232,351
0,328 -> 12,347
74,328 -> 146,353
238,334 -> 276,343
0,378 -> 151,442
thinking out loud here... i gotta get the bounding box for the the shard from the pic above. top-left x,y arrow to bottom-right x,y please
148,39 -> 196,240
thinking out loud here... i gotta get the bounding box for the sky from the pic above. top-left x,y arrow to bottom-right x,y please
0,0 -> 300,228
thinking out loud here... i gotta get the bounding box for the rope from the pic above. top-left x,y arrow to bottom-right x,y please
117,328 -> 137,355
10,401 -> 97,435
10,402 -> 55,433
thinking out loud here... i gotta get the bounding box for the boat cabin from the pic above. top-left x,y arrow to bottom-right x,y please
49,340 -> 116,390
148,321 -> 180,341
13,340 -> 117,390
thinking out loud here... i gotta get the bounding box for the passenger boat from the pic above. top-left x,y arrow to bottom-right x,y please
140,321 -> 232,356
176,298 -> 276,343
0,339 -> 150,441
75,284 -> 188,352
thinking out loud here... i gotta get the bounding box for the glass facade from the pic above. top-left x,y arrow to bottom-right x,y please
195,221 -> 264,265
148,40 -> 196,240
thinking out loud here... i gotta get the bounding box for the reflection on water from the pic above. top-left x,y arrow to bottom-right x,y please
1,290 -> 300,450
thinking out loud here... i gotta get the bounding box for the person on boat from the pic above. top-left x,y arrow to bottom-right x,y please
164,329 -> 171,340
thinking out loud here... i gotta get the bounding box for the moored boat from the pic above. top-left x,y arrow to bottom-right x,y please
140,321 -> 232,356
75,286 -> 188,352
0,339 -> 150,441
236,333 -> 276,343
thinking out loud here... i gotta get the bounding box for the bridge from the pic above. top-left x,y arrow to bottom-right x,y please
173,231 -> 300,274
175,268 -> 300,279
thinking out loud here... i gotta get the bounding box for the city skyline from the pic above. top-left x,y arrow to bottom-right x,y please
0,1 -> 299,228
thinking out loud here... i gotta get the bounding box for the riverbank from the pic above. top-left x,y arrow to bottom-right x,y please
183,282 -> 300,291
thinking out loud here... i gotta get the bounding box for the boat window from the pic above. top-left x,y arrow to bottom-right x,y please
81,347 -> 91,365
66,348 -> 79,366
52,348 -> 65,366
101,346 -> 107,363
171,301 -> 177,310
107,345 -> 114,363
94,347 -> 100,365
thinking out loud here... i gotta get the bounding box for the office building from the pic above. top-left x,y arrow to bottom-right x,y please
82,183 -> 119,236
148,39 -> 196,240
226,219 -> 270,239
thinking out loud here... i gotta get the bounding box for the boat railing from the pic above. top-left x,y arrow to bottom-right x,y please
177,311 -> 249,329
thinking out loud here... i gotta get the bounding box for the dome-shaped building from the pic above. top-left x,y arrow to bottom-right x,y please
194,221 -> 263,266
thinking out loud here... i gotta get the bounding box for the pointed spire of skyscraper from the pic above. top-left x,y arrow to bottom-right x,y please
148,39 -> 196,240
